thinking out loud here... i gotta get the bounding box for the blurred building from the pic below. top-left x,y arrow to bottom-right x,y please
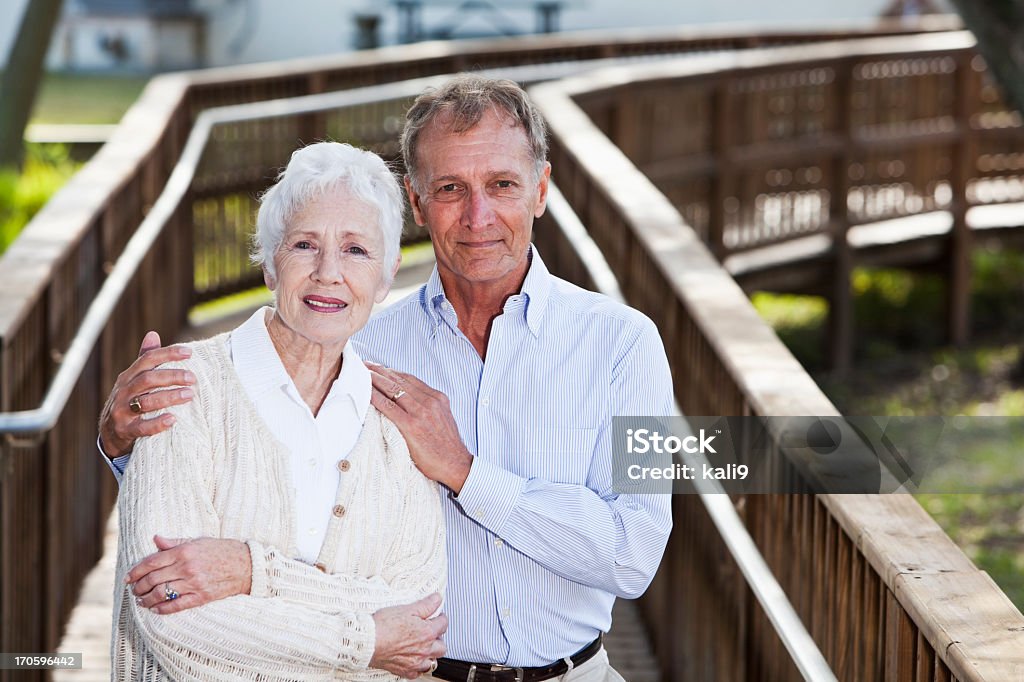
53,0 -> 206,71
1,0 -> 954,73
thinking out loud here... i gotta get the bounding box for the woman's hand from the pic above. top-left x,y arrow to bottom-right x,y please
371,594 -> 448,679
127,535 -> 251,614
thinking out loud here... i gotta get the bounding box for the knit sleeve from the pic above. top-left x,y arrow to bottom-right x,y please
249,420 -> 446,613
114,366 -> 375,680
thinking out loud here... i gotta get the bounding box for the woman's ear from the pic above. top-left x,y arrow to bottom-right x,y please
263,265 -> 276,291
374,255 -> 402,304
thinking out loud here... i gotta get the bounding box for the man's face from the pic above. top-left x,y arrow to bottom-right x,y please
406,107 -> 551,292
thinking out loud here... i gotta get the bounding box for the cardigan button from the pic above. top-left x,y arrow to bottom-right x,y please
333,504 -> 346,518
337,460 -> 351,472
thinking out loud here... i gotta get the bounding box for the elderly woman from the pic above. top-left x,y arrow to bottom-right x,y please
112,142 -> 446,681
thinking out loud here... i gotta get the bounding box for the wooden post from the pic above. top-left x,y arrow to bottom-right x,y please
947,52 -> 976,347
709,77 -> 735,260
828,59 -> 854,372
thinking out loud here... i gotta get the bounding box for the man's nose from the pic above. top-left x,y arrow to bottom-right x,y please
462,189 -> 496,230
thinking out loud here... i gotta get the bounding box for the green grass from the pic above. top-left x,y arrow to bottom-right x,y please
0,144 -> 82,253
30,72 -> 148,125
752,250 -> 1024,612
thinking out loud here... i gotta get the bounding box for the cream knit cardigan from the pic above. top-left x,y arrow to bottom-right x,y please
112,333 -> 446,681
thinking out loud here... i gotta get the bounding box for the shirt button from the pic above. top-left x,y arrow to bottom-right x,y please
337,460 -> 351,472
501,608 -> 511,618
307,458 -> 316,468
480,397 -> 490,407
494,539 -> 504,547
333,504 -> 346,518
308,527 -> 317,535
474,509 -> 485,519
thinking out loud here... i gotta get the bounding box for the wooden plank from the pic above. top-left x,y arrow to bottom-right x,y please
894,571 -> 1024,682
916,629 -> 936,682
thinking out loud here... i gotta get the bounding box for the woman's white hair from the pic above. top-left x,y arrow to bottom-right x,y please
253,142 -> 404,286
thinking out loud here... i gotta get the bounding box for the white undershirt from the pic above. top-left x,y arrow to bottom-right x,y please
229,307 -> 371,564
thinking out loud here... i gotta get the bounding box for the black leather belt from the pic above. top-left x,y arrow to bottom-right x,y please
433,636 -> 602,682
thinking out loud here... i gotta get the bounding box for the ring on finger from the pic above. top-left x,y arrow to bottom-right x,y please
428,660 -> 437,674
391,389 -> 406,401
129,395 -> 144,414
164,582 -> 179,601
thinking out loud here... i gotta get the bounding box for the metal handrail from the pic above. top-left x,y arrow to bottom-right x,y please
546,183 -> 837,682
0,28 -> 979,434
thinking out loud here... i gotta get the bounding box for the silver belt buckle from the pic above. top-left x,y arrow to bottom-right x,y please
489,665 -> 525,682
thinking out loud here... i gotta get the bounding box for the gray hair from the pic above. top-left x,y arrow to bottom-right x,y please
253,142 -> 404,286
401,74 -> 548,192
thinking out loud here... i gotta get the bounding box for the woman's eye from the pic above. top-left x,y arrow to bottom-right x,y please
294,241 -> 313,250
347,246 -> 367,256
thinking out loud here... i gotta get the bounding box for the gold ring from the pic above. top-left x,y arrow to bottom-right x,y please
428,660 -> 437,674
392,389 -> 406,401
129,396 -> 143,414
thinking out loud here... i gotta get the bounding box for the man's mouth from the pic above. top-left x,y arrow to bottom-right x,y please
303,295 -> 348,312
461,240 -> 502,249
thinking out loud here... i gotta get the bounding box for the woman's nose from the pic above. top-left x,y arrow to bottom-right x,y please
312,250 -> 345,284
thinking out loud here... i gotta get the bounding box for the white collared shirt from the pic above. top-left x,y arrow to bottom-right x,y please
229,307 -> 371,564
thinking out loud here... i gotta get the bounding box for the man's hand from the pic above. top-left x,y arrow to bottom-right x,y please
367,364 -> 473,493
127,535 -> 251,615
371,594 -> 447,679
99,331 -> 196,458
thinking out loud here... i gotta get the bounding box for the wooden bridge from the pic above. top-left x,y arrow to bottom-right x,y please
2,15 -> 1024,681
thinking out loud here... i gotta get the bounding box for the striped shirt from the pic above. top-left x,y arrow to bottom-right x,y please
354,247 -> 673,666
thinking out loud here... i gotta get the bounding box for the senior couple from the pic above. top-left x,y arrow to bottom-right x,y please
103,74 -> 674,681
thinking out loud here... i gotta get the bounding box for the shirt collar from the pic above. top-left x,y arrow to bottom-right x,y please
421,245 -> 552,337
229,306 -> 371,420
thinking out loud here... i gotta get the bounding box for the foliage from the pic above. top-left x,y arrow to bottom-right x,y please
0,143 -> 81,254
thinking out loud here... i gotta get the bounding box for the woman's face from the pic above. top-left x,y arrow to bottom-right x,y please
266,186 -> 392,348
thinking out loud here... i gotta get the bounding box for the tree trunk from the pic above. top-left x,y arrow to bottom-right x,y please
0,0 -> 64,169
948,0 -> 1024,114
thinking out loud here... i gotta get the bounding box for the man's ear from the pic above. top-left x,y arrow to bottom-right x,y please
534,162 -> 552,219
405,175 -> 427,227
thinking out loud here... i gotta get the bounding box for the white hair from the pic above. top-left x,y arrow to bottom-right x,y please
253,142 -> 404,286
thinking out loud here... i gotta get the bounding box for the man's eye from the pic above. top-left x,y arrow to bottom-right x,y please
496,180 -> 514,189
440,183 -> 458,192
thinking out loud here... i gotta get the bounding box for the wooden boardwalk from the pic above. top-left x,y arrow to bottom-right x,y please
55,256 -> 660,681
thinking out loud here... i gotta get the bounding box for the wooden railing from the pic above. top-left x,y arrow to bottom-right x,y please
530,30 -> 1024,681
0,15 -> 1010,681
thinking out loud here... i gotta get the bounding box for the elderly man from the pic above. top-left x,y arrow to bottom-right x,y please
100,74 -> 673,681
